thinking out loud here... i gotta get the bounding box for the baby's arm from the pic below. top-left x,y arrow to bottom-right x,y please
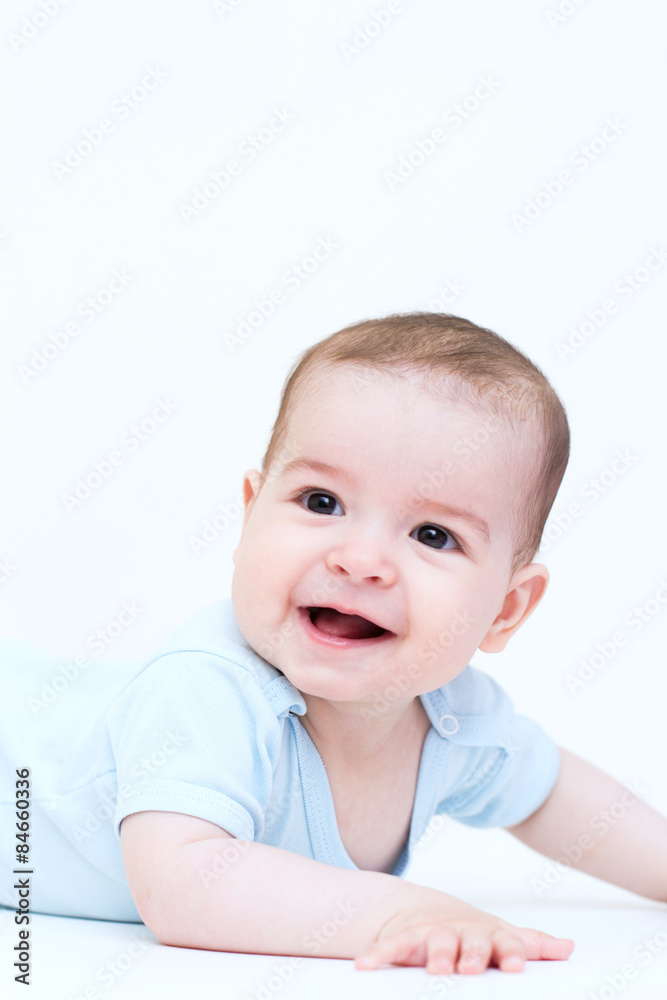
507,747 -> 667,902
120,810 -> 573,974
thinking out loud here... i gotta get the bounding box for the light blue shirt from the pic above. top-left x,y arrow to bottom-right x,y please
0,597 -> 560,922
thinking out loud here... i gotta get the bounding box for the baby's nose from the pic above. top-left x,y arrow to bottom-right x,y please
324,532 -> 397,584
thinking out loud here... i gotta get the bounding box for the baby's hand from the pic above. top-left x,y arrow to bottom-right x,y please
355,895 -> 574,975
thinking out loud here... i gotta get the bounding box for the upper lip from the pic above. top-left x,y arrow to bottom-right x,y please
302,602 -> 396,635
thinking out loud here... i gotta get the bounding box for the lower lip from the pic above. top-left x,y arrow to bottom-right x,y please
297,607 -> 396,650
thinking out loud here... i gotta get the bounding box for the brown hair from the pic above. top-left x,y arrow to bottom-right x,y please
259,312 -> 570,578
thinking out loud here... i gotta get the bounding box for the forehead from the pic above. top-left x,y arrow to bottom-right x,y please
288,366 -> 500,455
280,368 -> 525,538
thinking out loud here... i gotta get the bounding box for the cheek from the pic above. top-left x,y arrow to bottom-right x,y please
234,522 -> 304,602
414,584 -> 492,651
235,520 -> 272,568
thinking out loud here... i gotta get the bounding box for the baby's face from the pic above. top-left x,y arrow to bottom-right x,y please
232,368 -> 526,709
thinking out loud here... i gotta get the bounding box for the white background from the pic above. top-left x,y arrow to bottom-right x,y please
1,0 -> 666,818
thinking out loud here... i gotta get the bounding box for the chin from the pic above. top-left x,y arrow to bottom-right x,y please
282,669 -> 372,704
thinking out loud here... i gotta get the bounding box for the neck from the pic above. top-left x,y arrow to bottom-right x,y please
298,693 -> 431,768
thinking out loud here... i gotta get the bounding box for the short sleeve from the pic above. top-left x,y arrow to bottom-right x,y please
106,651 -> 281,842
432,667 -> 561,828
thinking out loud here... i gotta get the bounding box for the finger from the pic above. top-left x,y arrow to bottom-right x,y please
490,929 -> 526,973
355,930 -> 426,970
423,928 -> 459,975
517,927 -> 576,961
455,929 -> 493,974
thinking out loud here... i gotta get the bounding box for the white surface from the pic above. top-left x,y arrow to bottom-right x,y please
2,824 -> 666,999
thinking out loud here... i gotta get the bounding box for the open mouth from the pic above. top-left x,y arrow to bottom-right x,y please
304,607 -> 390,641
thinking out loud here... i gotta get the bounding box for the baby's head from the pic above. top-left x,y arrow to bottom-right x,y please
232,313 -> 570,708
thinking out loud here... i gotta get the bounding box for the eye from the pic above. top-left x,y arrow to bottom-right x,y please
410,524 -> 461,551
293,491 -> 463,552
295,489 -> 344,516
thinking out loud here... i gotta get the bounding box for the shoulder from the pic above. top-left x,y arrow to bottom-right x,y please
426,666 -> 560,826
106,596 -> 307,727
437,664 -> 516,717
420,664 -> 520,750
145,594 -> 267,671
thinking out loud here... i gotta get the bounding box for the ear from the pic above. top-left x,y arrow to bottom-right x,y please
478,563 -> 549,653
232,469 -> 263,565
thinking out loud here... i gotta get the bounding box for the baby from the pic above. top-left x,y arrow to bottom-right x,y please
2,312 -> 666,977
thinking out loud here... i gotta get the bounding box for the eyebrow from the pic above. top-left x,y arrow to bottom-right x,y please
280,458 -> 491,544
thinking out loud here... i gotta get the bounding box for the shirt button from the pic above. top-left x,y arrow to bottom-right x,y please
438,714 -> 459,736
